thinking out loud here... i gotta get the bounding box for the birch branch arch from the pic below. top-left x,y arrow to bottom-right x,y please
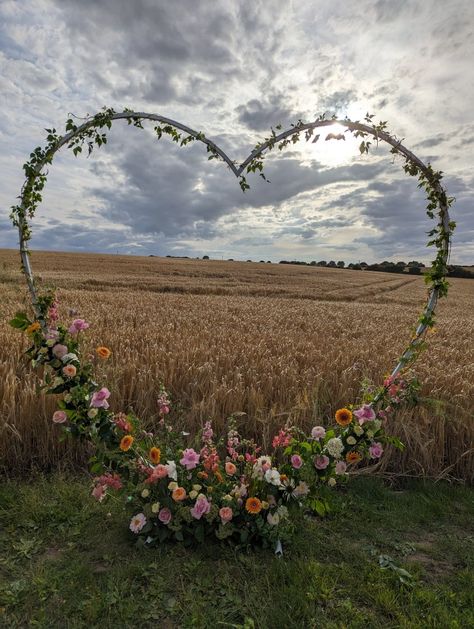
10,108 -> 455,388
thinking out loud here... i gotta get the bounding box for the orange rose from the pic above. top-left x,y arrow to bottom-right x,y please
172,487 -> 186,502
335,408 -> 353,426
120,435 -> 134,451
225,461 -> 237,475
96,346 -> 111,360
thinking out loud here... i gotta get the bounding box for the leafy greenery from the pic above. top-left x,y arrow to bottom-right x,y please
1,476 -> 472,628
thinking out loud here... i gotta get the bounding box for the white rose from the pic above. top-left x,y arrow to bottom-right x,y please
168,481 -> 178,491
192,484 -> 202,492
141,488 -> 150,498
87,408 -> 98,419
354,425 -> 364,436
151,502 -> 160,513
189,490 -> 198,500
328,478 -> 337,487
347,436 -> 357,445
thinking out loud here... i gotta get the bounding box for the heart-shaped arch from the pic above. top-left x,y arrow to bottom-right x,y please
11,109 -> 453,383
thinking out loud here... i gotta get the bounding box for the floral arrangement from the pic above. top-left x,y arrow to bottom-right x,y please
10,292 -> 409,548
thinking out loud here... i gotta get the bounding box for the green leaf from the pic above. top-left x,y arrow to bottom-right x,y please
9,312 -> 30,330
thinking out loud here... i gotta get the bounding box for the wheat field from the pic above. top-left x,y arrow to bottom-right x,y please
1,248 -> 473,481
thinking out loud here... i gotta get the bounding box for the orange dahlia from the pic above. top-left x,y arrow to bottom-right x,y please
120,435 -> 134,451
245,497 -> 262,514
346,451 -> 362,464
149,447 -> 161,464
335,408 -> 353,426
96,346 -> 111,360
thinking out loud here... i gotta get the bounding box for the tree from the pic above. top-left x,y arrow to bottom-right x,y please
337,260 -> 345,268
327,260 -> 336,267
317,260 -> 327,267
202,255 -> 209,260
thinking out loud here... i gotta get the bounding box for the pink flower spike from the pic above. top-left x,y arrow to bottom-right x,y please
353,404 -> 376,425
180,448 -> 200,470
90,387 -> 111,409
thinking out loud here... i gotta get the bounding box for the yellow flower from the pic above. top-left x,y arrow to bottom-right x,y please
335,408 -> 353,426
26,321 -> 41,335
120,435 -> 134,451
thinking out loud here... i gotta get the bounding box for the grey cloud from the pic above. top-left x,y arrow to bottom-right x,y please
236,94 -> 295,131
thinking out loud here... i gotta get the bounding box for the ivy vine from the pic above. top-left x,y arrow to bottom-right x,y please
10,108 -> 455,393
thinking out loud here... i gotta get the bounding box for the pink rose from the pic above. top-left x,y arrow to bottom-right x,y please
291,454 -> 303,469
369,442 -> 384,459
353,404 -> 376,425
90,387 -> 111,409
180,448 -> 200,471
190,496 -> 211,520
314,455 -> 330,470
311,426 -> 326,440
158,508 -> 172,525
52,410 -> 67,424
52,344 -> 68,359
219,507 -> 233,524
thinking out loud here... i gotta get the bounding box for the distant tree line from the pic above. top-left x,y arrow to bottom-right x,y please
181,256 -> 474,279
276,259 -> 474,278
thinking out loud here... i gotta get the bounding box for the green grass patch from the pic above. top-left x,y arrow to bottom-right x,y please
1,476 -> 473,628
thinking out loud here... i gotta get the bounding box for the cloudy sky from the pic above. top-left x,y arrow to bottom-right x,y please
1,0 -> 473,264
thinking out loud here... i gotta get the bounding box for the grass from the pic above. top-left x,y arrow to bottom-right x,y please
1,476 -> 473,628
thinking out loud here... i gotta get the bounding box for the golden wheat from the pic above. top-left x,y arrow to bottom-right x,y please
1,249 -> 473,481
